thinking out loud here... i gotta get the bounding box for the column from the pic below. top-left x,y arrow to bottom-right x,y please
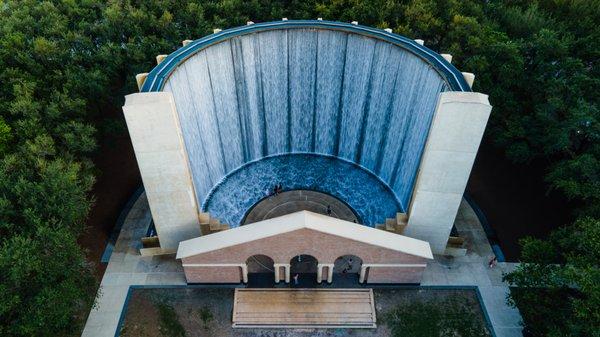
326,265 -> 334,283
405,92 -> 492,253
359,265 -> 368,283
122,92 -> 201,250
317,263 -> 334,283
284,265 -> 290,283
274,263 -> 291,283
317,264 -> 323,284
241,264 -> 248,283
274,265 -> 280,283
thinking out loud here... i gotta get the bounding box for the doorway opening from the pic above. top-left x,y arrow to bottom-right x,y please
289,254 -> 318,288
246,254 -> 275,287
333,255 -> 363,286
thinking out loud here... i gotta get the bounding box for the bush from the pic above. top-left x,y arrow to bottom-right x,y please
156,302 -> 185,337
198,306 -> 213,330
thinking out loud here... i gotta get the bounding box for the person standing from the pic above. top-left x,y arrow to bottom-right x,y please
293,273 -> 299,286
326,205 -> 332,216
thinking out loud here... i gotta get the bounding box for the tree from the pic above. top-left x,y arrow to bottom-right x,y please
0,0 -> 598,335
504,217 -> 600,337
0,1 -> 101,335
0,227 -> 96,337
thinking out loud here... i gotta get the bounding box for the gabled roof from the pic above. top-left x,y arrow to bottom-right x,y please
176,211 -> 433,260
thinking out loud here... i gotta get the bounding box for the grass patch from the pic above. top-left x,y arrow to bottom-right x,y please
384,298 -> 490,337
156,302 -> 185,337
198,306 -> 213,330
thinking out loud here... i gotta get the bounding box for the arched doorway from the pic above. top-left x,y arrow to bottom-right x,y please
289,254 -> 318,288
245,255 -> 275,287
333,255 -> 363,286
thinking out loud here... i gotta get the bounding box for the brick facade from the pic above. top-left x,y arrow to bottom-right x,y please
181,228 -> 428,284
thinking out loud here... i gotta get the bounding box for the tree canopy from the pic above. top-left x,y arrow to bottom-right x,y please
0,0 -> 598,335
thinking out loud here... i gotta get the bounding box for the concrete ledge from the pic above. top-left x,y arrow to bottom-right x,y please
438,91 -> 489,105
124,91 -> 174,106
139,247 -> 177,256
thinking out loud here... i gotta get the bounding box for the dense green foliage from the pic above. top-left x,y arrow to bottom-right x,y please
384,298 -> 490,337
504,217 -> 600,336
0,0 -> 597,336
198,306 -> 214,330
0,1 -> 103,335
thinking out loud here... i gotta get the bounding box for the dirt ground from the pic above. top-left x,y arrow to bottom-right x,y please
78,127 -> 141,279
466,142 -> 575,261
120,288 -> 490,337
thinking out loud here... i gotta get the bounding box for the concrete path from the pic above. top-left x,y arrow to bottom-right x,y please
82,194 -> 522,337
81,193 -> 186,337
421,199 -> 523,337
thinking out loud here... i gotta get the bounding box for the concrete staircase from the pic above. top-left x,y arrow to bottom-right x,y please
232,288 -> 376,328
375,212 -> 408,235
199,212 -> 230,235
139,212 -> 229,256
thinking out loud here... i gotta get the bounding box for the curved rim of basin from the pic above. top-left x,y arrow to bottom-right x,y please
141,19 -> 471,92
241,189 -> 361,225
201,151 -> 402,209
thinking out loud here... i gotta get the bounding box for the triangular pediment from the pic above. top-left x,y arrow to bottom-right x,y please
177,211 -> 433,260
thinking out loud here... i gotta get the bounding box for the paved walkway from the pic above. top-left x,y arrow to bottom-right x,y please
81,193 -> 186,337
82,193 -> 522,337
420,199 -> 523,337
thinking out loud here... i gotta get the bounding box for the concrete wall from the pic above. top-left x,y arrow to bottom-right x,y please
405,92 -> 492,253
123,92 -> 201,250
181,228 -> 428,284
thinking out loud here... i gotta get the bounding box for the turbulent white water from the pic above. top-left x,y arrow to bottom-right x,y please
164,28 -> 449,212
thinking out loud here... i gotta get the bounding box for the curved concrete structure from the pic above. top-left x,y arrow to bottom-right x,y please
124,20 -> 491,254
204,153 -> 399,226
143,20 -> 469,213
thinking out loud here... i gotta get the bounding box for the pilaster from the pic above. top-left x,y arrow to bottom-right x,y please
405,92 -> 492,253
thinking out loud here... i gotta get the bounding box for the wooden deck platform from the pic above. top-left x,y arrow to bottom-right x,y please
232,288 -> 376,328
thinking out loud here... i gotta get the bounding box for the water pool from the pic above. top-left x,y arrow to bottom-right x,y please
203,153 -> 401,227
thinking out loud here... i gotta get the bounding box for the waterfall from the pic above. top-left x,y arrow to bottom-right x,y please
164,28 -> 448,217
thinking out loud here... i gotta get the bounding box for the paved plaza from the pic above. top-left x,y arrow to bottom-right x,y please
82,192 -> 522,337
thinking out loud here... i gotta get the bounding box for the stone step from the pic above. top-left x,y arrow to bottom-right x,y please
233,288 -> 376,328
448,236 -> 465,247
385,218 -> 397,231
209,217 -> 220,231
198,212 -> 210,224
396,212 -> 408,225
200,223 -> 210,235
395,223 -> 407,234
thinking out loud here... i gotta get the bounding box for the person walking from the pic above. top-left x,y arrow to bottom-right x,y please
488,256 -> 497,268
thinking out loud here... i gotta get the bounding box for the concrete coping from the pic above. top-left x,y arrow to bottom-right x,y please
124,91 -> 174,106
439,91 -> 489,106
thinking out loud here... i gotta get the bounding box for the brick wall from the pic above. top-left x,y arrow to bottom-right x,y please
181,228 -> 428,284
